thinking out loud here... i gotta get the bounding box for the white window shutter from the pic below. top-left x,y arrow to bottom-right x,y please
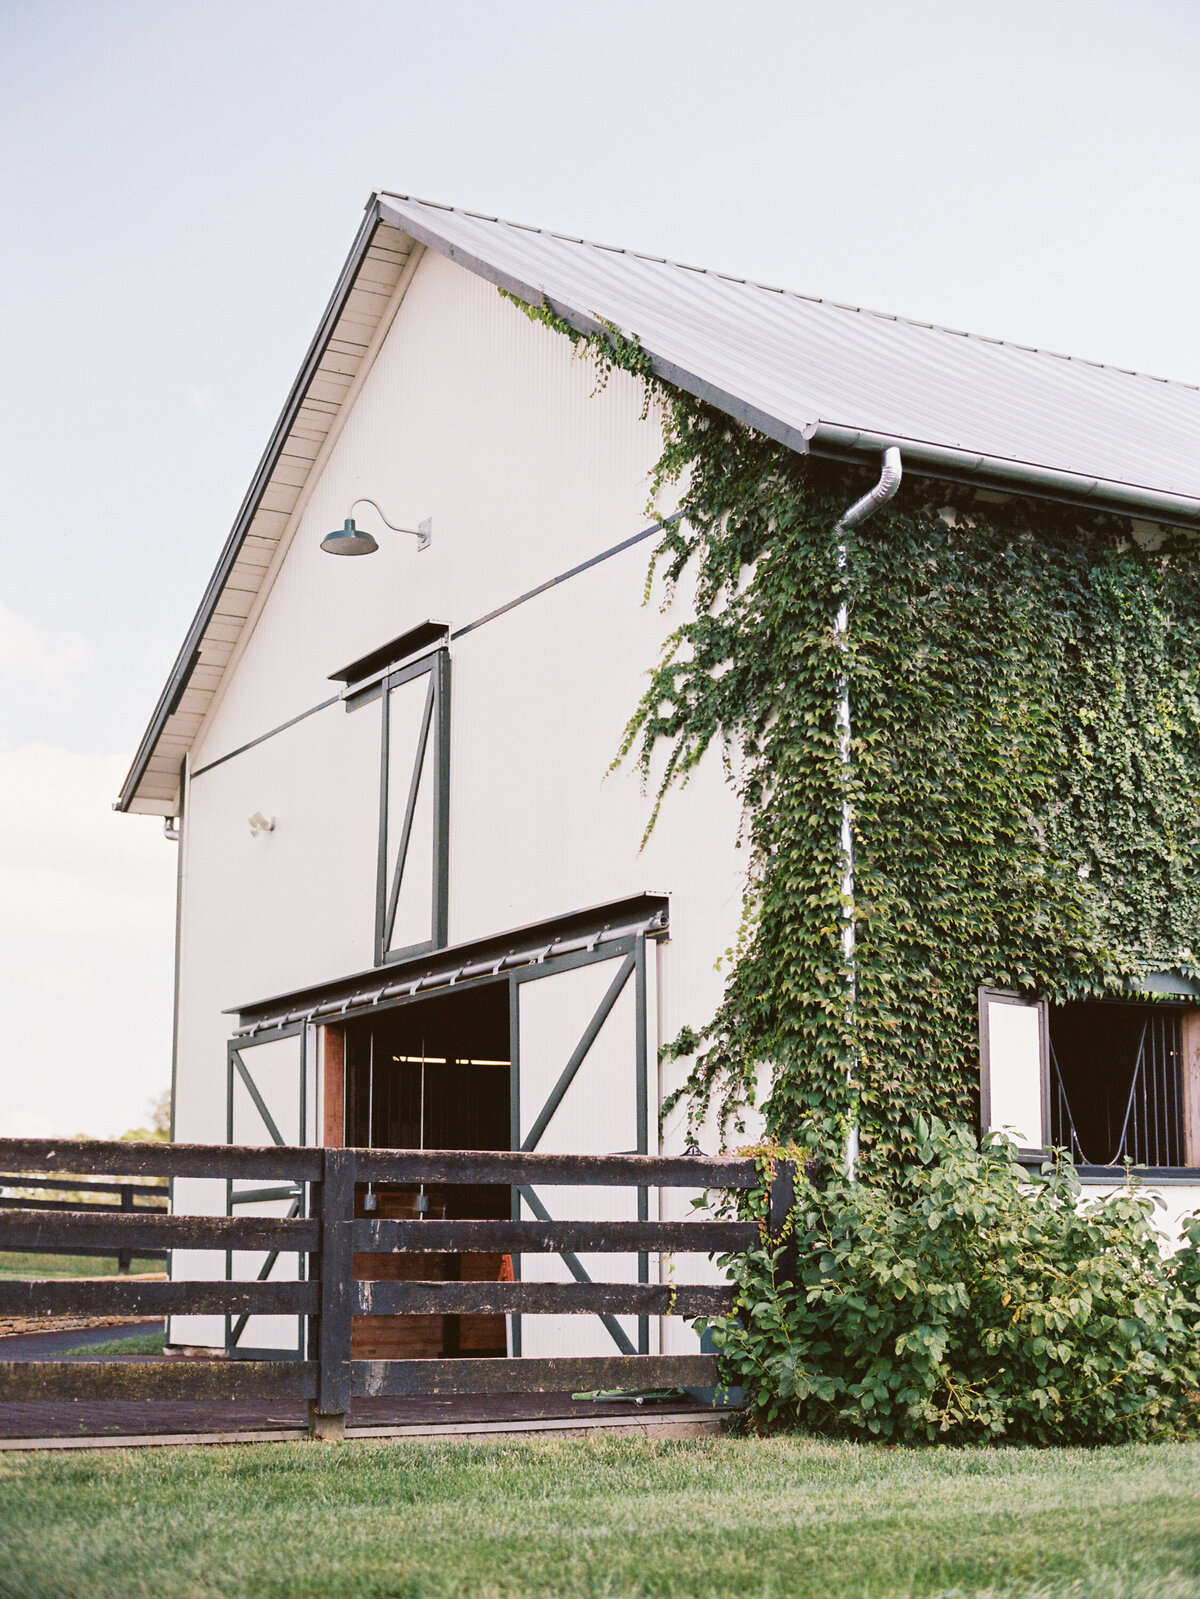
979,989 -> 1047,1151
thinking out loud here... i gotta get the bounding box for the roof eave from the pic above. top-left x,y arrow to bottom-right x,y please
114,197 -> 392,815
806,423 -> 1200,528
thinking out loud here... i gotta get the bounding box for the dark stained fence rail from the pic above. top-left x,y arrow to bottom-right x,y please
356,1281 -> 735,1316
1,1210 -> 319,1253
0,1139 -> 791,1440
352,1355 -> 719,1399
0,1279 -> 319,1318
351,1150 -> 760,1187
0,1171 -> 169,1272
0,1139 -> 323,1181
0,1360 -> 317,1403
352,1219 -> 757,1254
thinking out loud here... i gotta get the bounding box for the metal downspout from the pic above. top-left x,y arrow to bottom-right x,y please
833,448 -> 903,1178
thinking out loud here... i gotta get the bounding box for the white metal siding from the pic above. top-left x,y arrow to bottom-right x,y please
191,249 -> 665,768
171,252 -> 749,1350
1078,1180 -> 1200,1246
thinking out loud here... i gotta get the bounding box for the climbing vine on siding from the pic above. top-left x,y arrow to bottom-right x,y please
504,291 -> 1200,1172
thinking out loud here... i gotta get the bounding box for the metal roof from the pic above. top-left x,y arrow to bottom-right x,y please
117,191 -> 1200,814
376,192 -> 1200,515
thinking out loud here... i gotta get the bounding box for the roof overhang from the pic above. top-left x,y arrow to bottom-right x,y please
118,191 -> 1200,816
115,201 -> 425,815
376,195 -> 1200,530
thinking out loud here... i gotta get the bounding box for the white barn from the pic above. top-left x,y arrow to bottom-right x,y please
117,193 -> 1200,1359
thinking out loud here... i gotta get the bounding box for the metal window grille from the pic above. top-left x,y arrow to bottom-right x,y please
1049,1008 -> 1183,1167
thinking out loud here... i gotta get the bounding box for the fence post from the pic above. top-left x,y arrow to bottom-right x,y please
768,1158 -> 797,1290
308,1148 -> 354,1442
117,1184 -> 133,1276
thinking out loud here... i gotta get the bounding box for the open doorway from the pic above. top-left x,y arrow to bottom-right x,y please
335,980 -> 511,1360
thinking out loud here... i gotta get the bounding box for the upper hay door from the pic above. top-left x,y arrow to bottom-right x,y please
373,647 -> 451,964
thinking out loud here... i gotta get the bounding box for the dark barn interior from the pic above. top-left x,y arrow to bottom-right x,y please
1049,1000 -> 1184,1168
342,981 -> 511,1359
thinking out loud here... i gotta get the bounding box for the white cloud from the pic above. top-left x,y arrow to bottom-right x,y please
0,599 -> 92,696
0,1106 -> 74,1138
0,744 -> 175,941
23,961 -> 97,998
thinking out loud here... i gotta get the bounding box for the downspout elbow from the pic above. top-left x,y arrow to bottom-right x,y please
834,446 -> 903,533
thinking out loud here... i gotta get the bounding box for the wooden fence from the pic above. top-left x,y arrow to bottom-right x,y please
0,1172 -> 168,1273
0,1139 -> 794,1438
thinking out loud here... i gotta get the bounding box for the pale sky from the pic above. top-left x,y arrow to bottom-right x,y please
2,0 -> 1198,1135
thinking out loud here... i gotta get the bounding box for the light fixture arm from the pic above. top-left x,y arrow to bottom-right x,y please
348,498 -> 432,550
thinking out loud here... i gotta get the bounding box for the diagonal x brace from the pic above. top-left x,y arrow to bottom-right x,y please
521,952 -> 635,1152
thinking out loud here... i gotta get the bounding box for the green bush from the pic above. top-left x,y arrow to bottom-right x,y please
703,1121 -> 1200,1445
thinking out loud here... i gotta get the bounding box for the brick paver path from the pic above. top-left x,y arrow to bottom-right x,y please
1,1325 -> 709,1440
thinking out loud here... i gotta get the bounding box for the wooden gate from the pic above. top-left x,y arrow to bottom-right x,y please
0,1138 -> 793,1438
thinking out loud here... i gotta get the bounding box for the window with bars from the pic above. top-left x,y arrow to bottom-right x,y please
1048,1002 -> 1184,1169
979,988 -> 1198,1170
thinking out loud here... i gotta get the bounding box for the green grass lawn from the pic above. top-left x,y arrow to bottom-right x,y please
55,1330 -> 165,1357
0,1251 -> 162,1279
1,1434 -> 1199,1599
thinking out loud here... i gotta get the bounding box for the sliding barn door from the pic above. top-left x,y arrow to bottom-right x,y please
511,934 -> 654,1359
225,1023 -> 312,1357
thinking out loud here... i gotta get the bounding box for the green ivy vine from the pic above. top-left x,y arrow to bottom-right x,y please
504,290 -> 1200,1173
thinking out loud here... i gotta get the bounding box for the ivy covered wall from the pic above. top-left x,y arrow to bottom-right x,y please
507,295 -> 1200,1172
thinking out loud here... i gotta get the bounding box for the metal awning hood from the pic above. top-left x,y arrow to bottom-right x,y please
229,893 -> 670,1033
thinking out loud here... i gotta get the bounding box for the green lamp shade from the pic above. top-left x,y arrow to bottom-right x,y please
321,518 -> 379,556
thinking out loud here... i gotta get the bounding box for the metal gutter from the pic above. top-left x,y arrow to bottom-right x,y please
805,423 -> 1200,527
114,198 -> 392,814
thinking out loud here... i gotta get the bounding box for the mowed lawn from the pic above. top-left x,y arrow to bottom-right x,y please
0,1251 -> 162,1278
2,1435 -> 1200,1599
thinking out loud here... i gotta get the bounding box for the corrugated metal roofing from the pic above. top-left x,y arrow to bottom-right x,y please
378,192 -> 1200,506
118,191 -> 1200,814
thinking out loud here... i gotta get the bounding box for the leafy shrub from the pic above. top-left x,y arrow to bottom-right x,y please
703,1121 -> 1200,1445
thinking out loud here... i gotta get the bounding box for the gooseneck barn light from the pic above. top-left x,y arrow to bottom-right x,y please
321,497 -> 432,556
